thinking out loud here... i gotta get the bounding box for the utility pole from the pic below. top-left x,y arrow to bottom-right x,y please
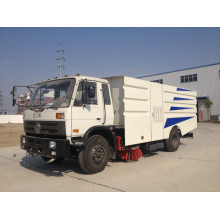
56,43 -> 65,77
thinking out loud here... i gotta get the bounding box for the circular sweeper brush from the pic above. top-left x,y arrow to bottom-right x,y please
116,136 -> 143,161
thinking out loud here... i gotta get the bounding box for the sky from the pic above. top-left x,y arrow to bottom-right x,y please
1,27 -> 220,113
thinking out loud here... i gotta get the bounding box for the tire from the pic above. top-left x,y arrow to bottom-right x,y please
164,127 -> 180,152
41,156 -> 64,164
78,135 -> 110,174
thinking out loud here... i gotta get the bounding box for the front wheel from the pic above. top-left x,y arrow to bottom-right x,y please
164,127 -> 180,152
78,135 -> 110,174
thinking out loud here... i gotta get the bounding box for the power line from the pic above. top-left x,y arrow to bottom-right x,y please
0,44 -> 54,54
65,51 -> 117,72
0,55 -> 55,62
0,63 -> 55,71
1,43 -> 116,73
65,59 -> 98,74
0,43 -> 120,76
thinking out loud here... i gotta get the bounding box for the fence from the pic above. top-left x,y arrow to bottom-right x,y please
0,115 -> 23,123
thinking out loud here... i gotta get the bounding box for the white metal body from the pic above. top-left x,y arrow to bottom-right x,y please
105,76 -> 197,146
24,75 -> 197,146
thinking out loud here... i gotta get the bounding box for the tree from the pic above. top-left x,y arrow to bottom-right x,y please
203,98 -> 213,121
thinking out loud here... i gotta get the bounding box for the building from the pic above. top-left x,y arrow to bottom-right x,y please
138,63 -> 220,121
0,91 -> 8,115
0,110 -> 8,115
0,91 -> 3,113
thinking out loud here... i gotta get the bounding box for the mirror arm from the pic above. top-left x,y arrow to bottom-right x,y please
11,84 -> 35,107
27,86 -> 34,94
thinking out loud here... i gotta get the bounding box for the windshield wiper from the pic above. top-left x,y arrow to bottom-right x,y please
25,106 -> 35,111
27,105 -> 58,111
43,106 -> 58,110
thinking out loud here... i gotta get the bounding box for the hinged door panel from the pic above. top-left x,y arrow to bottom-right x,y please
123,77 -> 151,146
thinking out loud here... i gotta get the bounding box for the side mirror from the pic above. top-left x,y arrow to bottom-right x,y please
88,86 -> 95,98
10,87 -> 16,96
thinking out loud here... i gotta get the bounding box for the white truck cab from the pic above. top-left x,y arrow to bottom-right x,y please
14,75 -> 197,174
24,75 -> 114,141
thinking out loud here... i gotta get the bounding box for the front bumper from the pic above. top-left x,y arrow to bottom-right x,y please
20,135 -> 70,158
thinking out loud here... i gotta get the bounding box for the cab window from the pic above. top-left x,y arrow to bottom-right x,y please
74,81 -> 97,106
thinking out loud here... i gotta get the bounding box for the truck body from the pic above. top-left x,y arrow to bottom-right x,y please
18,75 -> 197,173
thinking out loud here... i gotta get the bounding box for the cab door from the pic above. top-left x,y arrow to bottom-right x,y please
71,80 -> 103,136
100,83 -> 114,125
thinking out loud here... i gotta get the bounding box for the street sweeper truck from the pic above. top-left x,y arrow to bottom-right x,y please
11,75 -> 197,174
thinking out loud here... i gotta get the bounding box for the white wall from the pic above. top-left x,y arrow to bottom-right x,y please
0,115 -> 23,123
139,64 -> 220,116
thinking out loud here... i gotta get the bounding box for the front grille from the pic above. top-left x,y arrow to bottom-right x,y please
24,120 -> 66,137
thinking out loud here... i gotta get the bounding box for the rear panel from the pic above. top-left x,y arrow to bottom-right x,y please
163,85 -> 197,139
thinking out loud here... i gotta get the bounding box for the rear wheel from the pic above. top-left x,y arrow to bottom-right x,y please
164,127 -> 180,152
78,135 -> 110,174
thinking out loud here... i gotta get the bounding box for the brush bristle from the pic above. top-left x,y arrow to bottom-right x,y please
117,148 -> 142,161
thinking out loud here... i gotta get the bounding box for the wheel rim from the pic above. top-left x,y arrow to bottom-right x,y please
91,144 -> 105,165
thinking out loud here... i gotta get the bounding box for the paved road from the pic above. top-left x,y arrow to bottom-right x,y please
0,122 -> 220,192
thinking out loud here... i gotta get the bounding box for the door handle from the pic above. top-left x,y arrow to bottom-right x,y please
96,118 -> 101,120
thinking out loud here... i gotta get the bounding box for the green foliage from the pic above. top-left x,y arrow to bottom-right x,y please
203,98 -> 213,110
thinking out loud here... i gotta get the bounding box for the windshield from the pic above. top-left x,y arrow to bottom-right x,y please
28,78 -> 76,108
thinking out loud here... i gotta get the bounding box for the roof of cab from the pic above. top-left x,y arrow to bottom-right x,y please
37,75 -> 108,85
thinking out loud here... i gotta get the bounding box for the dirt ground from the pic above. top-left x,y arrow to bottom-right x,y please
0,123 -> 24,147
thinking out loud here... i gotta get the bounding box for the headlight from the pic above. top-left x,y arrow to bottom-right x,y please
22,137 -> 26,144
49,141 -> 56,149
